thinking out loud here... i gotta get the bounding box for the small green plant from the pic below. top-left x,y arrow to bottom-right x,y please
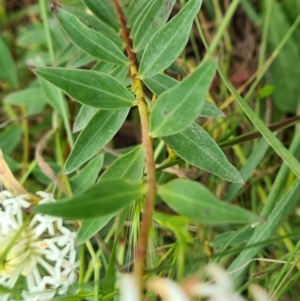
29,0 -> 260,298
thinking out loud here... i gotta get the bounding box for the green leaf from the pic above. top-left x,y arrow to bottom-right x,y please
93,61 -> 116,73
4,88 -> 47,106
167,60 -> 185,75
127,0 -> 151,26
0,36 -> 18,88
70,154 -> 104,194
49,17 -> 69,51
62,5 -> 123,48
144,73 -> 223,118
4,88 -> 48,116
210,228 -> 254,247
65,109 -> 129,174
109,65 -> 129,85
133,0 -> 176,52
282,0 -> 300,22
265,1 -> 300,112
159,179 -> 259,224
32,162 -> 61,186
82,0 -> 119,30
17,24 -> 46,48
257,84 -> 274,98
0,126 -> 23,155
73,105 -> 98,133
224,139 -> 269,202
33,179 -> 144,219
0,284 -> 13,294
39,78 -> 70,120
51,5 -> 127,65
143,72 -> 177,95
139,0 -> 202,78
3,154 -> 21,172
77,214 -> 114,245
34,59 -> 72,142
100,145 -> 145,183
150,59 -> 217,137
66,51 -> 95,69
200,101 -> 225,118
163,123 -> 243,183
130,0 -> 154,38
34,68 -> 135,109
103,243 -> 117,296
78,145 -> 145,243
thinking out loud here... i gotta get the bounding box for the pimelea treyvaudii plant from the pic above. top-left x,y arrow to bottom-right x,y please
0,190 -> 78,301
13,0 -> 276,299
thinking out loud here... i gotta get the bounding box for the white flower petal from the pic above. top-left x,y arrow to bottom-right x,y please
119,274 -> 140,301
147,277 -> 191,301
0,191 -> 79,299
249,284 -> 270,301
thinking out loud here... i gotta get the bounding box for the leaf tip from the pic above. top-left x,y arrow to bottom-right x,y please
31,203 -> 44,215
237,177 -> 245,184
50,1 -> 61,14
28,66 -> 36,73
64,163 -> 74,175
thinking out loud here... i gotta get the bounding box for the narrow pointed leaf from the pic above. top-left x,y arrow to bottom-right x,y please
100,145 -> 145,183
65,109 -> 129,174
33,179 -> 144,219
52,5 -> 127,65
39,78 -> 69,115
150,59 -> 217,137
93,61 -> 116,73
39,79 -> 71,136
82,0 -> 119,30
200,101 -> 225,118
70,154 -> 104,194
224,139 -> 269,202
130,0 -> 154,37
143,72 -> 177,95
127,0 -> 151,25
4,88 -> 46,116
78,145 -> 145,243
163,123 -> 244,183
0,126 -> 23,155
210,228 -> 254,248
0,36 -> 18,89
4,88 -> 47,106
159,179 -> 259,224
109,65 -> 129,85
139,0 -> 202,78
133,0 -> 176,52
34,68 -> 135,109
66,51 -> 95,69
73,105 -> 98,133
77,214 -> 114,245
103,242 -> 117,296
144,72 -> 223,118
62,5 -> 123,48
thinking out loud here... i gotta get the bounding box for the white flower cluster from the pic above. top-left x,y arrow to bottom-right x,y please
0,190 -> 78,301
120,265 -> 269,301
